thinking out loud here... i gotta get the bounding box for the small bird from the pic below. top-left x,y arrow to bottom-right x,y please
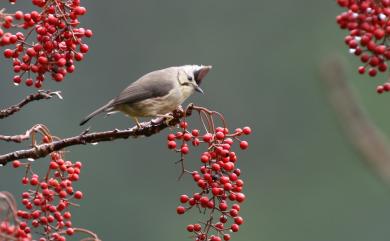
80,65 -> 212,127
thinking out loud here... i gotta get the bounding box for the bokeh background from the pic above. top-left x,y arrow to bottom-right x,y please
2,1 -> 390,241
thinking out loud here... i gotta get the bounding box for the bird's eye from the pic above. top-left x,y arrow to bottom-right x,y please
187,76 -> 193,81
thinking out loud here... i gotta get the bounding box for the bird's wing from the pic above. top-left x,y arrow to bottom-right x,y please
111,68 -> 177,106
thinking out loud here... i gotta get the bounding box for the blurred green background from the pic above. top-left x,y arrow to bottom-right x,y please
2,1 -> 390,240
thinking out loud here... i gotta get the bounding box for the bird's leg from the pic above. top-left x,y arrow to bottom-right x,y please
132,116 -> 142,129
156,114 -> 174,125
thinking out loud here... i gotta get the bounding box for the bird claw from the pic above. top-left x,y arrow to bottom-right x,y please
164,116 -> 174,125
156,114 -> 174,125
176,105 -> 184,112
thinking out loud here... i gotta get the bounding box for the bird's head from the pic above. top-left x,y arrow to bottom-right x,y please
177,65 -> 212,94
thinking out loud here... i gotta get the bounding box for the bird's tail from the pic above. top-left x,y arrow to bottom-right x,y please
79,100 -> 114,126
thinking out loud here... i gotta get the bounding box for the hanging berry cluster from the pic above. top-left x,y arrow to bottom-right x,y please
12,154 -> 83,241
7,125 -> 98,241
0,0 -> 92,88
0,192 -> 32,241
336,0 -> 390,93
167,106 -> 250,241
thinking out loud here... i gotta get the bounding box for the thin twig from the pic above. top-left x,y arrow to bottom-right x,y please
58,227 -> 101,241
321,55 -> 390,184
0,90 -> 62,119
0,105 -> 195,165
0,124 -> 47,143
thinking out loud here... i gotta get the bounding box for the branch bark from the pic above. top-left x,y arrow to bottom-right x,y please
0,90 -> 62,119
0,105 -> 194,166
321,56 -> 390,184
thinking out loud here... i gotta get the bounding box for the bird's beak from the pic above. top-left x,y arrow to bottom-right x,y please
194,85 -> 204,94
194,65 -> 212,86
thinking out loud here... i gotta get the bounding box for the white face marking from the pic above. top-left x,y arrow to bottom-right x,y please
177,65 -> 205,86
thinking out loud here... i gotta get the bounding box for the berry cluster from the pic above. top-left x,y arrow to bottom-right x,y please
0,221 -> 32,241
12,139 -> 84,241
0,0 -> 92,88
0,191 -> 32,241
336,0 -> 390,93
167,112 -> 250,241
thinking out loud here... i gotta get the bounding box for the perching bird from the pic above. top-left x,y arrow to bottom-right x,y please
80,65 -> 212,127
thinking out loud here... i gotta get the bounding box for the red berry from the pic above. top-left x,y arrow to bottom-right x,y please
374,29 -> 385,39
358,66 -> 365,74
32,210 -> 41,219
193,223 -> 201,232
235,193 -> 246,203
85,29 -> 93,37
38,56 -> 48,64
63,212 -> 72,219
200,154 -> 210,163
176,206 -> 186,214
4,49 -> 13,58
216,131 -> 225,140
229,208 -> 239,217
49,161 -> 59,169
12,160 -> 21,168
179,121 -> 188,129
223,162 -> 234,171
231,224 -> 239,232
74,6 -> 86,15
167,141 -> 177,151
377,85 -> 385,94
180,195 -> 189,203
183,133 -> 192,141
384,83 -> 390,91
239,141 -> 249,150
191,129 -> 199,136
80,44 -> 89,53
181,146 -> 189,154
25,78 -> 33,86
167,133 -> 176,141
66,228 -> 74,235
234,216 -> 244,225
186,224 -> 194,232
219,202 -> 228,211
75,52 -> 84,61
211,236 -> 221,241
202,133 -> 213,143
74,191 -> 83,199
242,126 -> 252,135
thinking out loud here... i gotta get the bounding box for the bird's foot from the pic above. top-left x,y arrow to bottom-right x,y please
156,114 -> 174,126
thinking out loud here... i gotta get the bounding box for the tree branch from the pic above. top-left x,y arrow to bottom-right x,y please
0,105 -> 194,166
320,55 -> 390,185
0,90 -> 62,119
0,124 -> 46,143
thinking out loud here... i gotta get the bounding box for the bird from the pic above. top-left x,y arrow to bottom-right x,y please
80,65 -> 212,127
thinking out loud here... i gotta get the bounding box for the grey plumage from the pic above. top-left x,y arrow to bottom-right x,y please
80,65 -> 211,126
111,67 -> 176,106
